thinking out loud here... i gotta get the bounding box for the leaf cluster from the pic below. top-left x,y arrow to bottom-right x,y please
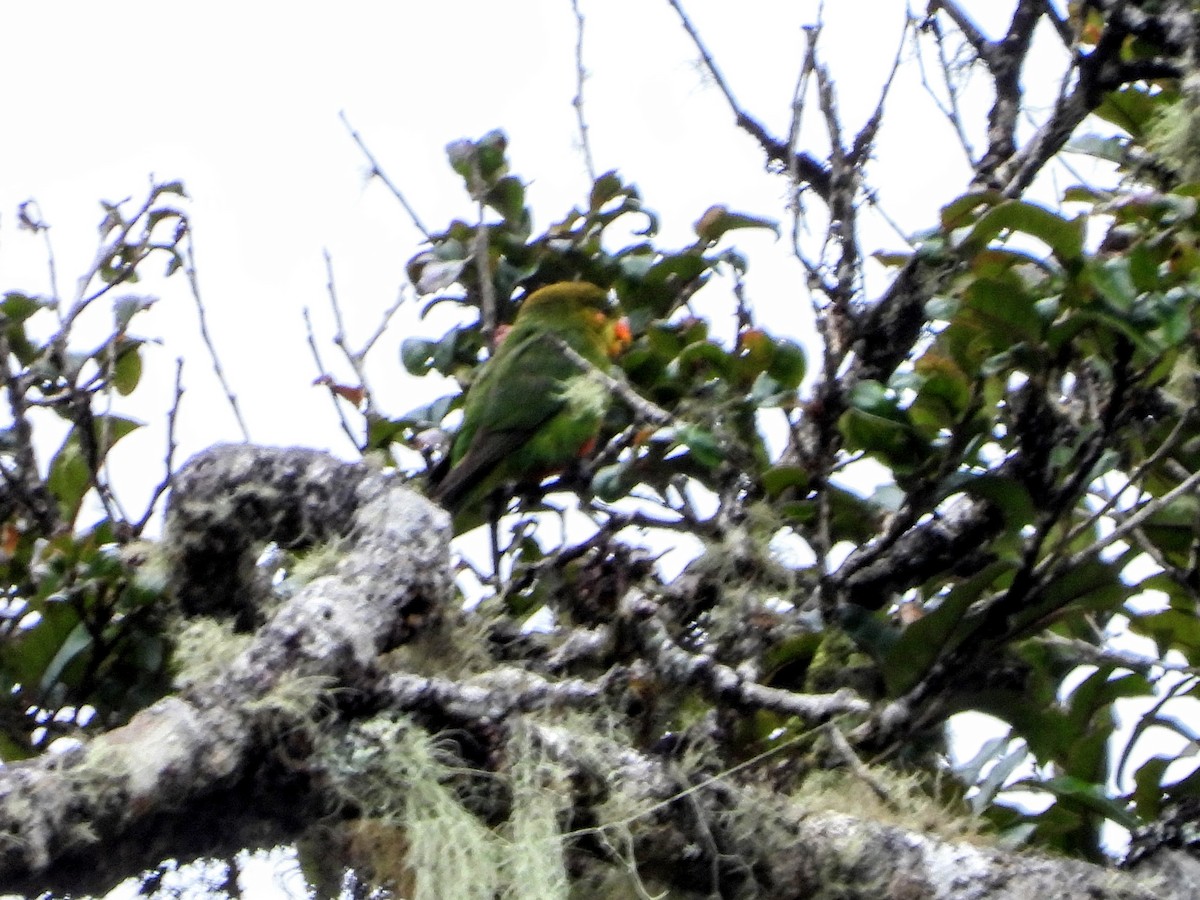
0,183 -> 186,756
366,117 -> 1200,862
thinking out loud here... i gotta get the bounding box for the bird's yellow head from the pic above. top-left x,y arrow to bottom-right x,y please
517,281 -> 630,357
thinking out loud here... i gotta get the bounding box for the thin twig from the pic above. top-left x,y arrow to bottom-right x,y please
303,306 -> 361,450
134,358 -> 185,535
814,55 -> 858,309
183,233 -> 250,441
1115,674 -> 1200,784
785,15 -> 820,259
1034,633 -> 1200,679
1061,407 -> 1197,550
549,334 -> 673,426
1052,464 -> 1200,579
470,158 -> 497,349
666,0 -> 741,121
57,191 -> 158,341
359,285 -> 407,357
927,0 -> 990,55
570,0 -> 598,185
824,722 -> 901,808
913,9 -> 978,163
339,110 -> 432,240
849,11 -> 910,171
324,251 -> 375,416
319,249 -> 408,429
17,200 -> 60,303
666,0 -> 832,200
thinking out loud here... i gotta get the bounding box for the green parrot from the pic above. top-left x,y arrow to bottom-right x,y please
431,281 -> 630,522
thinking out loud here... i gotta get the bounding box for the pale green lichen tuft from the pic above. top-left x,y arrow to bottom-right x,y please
170,618 -> 252,691
323,714 -> 578,900
1147,73 -> 1200,182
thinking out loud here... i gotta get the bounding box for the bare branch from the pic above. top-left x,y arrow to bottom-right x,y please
303,305 -> 361,450
624,589 -> 869,724
926,0 -> 989,55
134,357 -> 186,535
182,232 -> 251,441
570,0 -> 598,185
666,0 -> 833,200
17,200 -> 60,304
339,110 -> 432,240
913,9 -> 980,163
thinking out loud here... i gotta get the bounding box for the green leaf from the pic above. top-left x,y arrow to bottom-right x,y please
1,291 -> 55,323
402,394 -> 459,430
1067,670 -> 1151,736
677,424 -> 722,469
401,338 -> 439,376
940,190 -> 1003,230
925,296 -> 960,320
38,621 -> 93,696
1087,258 -> 1138,313
1131,608 -> 1200,656
109,342 -> 143,396
620,253 -> 712,318
589,171 -> 625,211
672,340 -> 730,379
872,250 -> 911,268
446,130 -> 509,189
970,743 -> 1031,816
962,277 -> 1042,347
845,380 -> 895,416
748,372 -> 786,406
838,381 -> 927,467
592,462 -> 634,502
485,176 -> 526,225
1140,494 -> 1200,556
1016,775 -> 1140,830
401,329 -> 469,377
762,465 -> 808,497
47,416 -> 142,524
954,200 -> 1085,264
956,734 -> 1013,786
4,599 -> 80,689
909,352 -> 971,434
882,561 -> 1014,695
474,129 -> 509,181
693,205 -> 779,243
1010,558 -> 1130,636
1093,86 -> 1162,140
767,339 -> 806,390
412,256 -> 468,295
1131,755 -> 1173,822
825,485 -> 883,545
155,180 -> 188,198
955,474 -> 1036,529
1064,134 -> 1128,165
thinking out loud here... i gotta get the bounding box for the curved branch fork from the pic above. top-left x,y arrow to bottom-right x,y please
0,448 -> 1181,898
0,446 -> 451,888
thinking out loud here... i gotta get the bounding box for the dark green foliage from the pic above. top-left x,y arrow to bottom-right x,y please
375,117 -> 1200,861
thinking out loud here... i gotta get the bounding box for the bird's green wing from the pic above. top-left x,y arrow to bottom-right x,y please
433,329 -> 586,511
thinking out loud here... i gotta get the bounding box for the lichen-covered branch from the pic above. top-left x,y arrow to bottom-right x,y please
0,446 -> 450,892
